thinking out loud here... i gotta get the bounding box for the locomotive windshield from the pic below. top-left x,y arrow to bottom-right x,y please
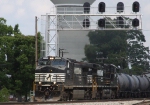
51,59 -> 66,66
38,58 -> 50,65
37,57 -> 66,66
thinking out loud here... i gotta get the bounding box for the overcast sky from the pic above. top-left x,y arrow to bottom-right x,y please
0,0 -> 150,47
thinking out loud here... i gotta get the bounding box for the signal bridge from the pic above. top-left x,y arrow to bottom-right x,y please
44,5 -> 142,31
41,1 -> 142,58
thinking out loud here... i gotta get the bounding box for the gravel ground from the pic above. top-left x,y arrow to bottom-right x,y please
38,100 -> 146,105
33,97 -> 150,105
2,100 -> 150,105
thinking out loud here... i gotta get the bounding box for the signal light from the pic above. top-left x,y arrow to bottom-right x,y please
132,18 -> 139,27
132,1 -> 140,12
117,2 -> 124,12
98,2 -> 105,13
83,2 -> 90,13
116,17 -> 124,28
98,19 -> 105,27
83,19 -> 90,28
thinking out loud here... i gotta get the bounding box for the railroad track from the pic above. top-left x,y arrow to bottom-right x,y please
133,100 -> 150,105
1,98 -> 150,105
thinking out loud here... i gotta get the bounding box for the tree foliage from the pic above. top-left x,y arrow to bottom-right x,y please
126,30 -> 150,73
85,30 -> 127,69
0,18 -> 13,36
0,87 -> 9,102
84,27 -> 149,74
0,17 -> 41,101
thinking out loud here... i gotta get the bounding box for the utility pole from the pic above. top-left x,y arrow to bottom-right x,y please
31,16 -> 38,102
35,16 -> 38,67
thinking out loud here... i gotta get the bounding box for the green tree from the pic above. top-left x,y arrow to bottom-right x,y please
0,71 -> 11,90
84,29 -> 149,74
0,36 -> 14,90
0,87 -> 10,102
11,34 -> 35,102
0,34 -> 41,102
127,30 -> 149,73
0,18 -> 13,36
0,18 -> 42,102
85,30 -> 127,69
14,24 -> 21,34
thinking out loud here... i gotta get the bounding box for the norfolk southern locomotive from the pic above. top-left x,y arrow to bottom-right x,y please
34,56 -> 70,99
34,56 -> 150,100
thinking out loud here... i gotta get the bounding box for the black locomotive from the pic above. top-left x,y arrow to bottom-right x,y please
34,56 -> 75,99
34,56 -> 150,100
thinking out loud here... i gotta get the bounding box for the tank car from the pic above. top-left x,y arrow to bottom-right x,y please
117,73 -> 150,98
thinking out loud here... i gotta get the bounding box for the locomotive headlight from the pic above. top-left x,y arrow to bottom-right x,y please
50,57 -> 54,60
53,81 -> 56,84
39,82 -> 41,85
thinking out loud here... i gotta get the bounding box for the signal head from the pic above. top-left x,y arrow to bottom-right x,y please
98,19 -> 105,27
117,2 -> 124,12
98,2 -> 105,13
132,1 -> 140,12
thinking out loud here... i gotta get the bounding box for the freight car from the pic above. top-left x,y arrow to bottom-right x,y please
118,73 -> 150,98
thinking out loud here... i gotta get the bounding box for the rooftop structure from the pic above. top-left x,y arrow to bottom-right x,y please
50,0 -> 95,5
40,0 -> 142,61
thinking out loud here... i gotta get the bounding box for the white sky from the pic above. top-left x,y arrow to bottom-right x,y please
0,0 -> 150,47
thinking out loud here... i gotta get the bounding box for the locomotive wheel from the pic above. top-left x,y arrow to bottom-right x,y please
144,93 -> 147,98
128,93 -> 131,98
137,93 -> 141,98
61,92 -> 68,101
147,93 -> 150,97
115,93 -> 119,99
84,92 -> 90,100
118,92 -> 122,98
111,91 -> 115,99
69,91 -> 73,101
124,93 -> 128,98
135,93 -> 138,98
132,93 -> 135,98
44,90 -> 50,100
121,93 -> 124,98
96,92 -> 100,100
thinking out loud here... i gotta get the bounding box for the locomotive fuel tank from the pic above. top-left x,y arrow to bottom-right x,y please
137,75 -> 150,91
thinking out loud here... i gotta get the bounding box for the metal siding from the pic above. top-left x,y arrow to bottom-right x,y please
59,31 -> 90,61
